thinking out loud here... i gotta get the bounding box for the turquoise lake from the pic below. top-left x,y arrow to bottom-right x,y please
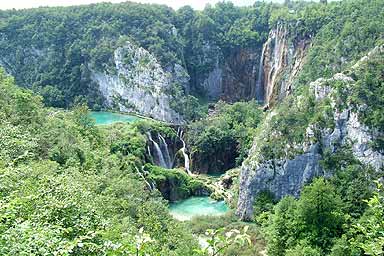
90,111 -> 139,125
169,197 -> 229,221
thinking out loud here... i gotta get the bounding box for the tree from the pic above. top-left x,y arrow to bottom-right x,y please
349,182 -> 384,255
264,196 -> 297,256
264,178 -> 346,255
295,178 -> 345,251
33,85 -> 65,108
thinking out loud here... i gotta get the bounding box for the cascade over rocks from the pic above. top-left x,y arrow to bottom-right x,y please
259,24 -> 310,105
146,128 -> 192,175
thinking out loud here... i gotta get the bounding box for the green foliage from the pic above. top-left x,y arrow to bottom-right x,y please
329,182 -> 384,256
250,88 -> 318,163
321,145 -> 380,218
349,182 -> 384,256
188,101 -> 264,173
0,1 -> 273,110
144,164 -> 208,201
195,226 -> 251,256
264,196 -> 298,256
253,191 -> 276,219
177,2 -> 271,95
294,0 -> 384,86
133,120 -> 177,139
295,178 -> 344,250
0,2 -> 182,108
189,214 -> 265,255
0,69 -> 200,255
348,52 -> 384,151
285,243 -> 322,256
32,84 -> 65,108
264,178 -> 345,255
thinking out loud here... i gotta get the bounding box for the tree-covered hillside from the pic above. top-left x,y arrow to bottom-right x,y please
0,68 -> 201,255
0,1 -> 272,110
0,0 -> 383,255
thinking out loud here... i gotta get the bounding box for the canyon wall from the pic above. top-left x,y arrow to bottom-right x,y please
92,41 -> 188,124
194,42 -> 261,103
236,46 -> 384,221
259,24 -> 310,106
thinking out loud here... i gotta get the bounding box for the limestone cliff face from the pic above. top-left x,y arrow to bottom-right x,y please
92,41 -> 188,124
197,43 -> 261,102
236,46 -> 384,221
259,24 -> 310,105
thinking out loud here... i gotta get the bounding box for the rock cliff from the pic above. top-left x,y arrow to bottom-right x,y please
92,41 -> 188,124
236,46 -> 384,221
259,24 -> 310,106
195,43 -> 262,102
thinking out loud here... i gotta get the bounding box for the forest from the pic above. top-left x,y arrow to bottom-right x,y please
0,0 -> 383,255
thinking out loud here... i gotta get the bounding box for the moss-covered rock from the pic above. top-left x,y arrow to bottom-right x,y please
144,164 -> 210,202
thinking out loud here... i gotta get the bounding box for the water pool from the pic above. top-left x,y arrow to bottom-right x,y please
90,111 -> 139,125
169,196 -> 229,221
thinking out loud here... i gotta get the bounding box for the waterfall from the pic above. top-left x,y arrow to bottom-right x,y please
147,132 -> 167,168
135,167 -> 153,191
255,44 -> 267,102
158,133 -> 172,169
147,145 -> 152,158
178,129 -> 192,175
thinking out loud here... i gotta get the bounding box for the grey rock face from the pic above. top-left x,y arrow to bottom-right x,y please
237,53 -> 384,220
92,40 -> 187,124
313,75 -> 384,170
196,42 -> 261,102
203,56 -> 223,100
237,144 -> 323,221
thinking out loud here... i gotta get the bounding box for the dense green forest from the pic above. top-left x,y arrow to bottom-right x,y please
0,1 -> 272,110
0,0 -> 383,255
0,69 -> 201,254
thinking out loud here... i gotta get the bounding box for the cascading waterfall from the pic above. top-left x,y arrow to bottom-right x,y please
147,132 -> 168,168
158,133 -> 172,169
178,128 -> 192,175
147,128 -> 191,174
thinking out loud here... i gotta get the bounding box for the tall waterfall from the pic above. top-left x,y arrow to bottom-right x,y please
158,134 -> 172,169
178,128 -> 192,175
255,45 -> 267,102
147,132 -> 168,168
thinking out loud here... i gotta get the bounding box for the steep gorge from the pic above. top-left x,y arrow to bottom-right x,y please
236,45 -> 384,221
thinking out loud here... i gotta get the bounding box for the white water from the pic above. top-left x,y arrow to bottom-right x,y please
255,45 -> 266,102
158,133 -> 172,169
178,128 -> 191,175
147,132 -> 168,168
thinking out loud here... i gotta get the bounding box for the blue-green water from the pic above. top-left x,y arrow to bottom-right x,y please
169,197 -> 229,221
90,111 -> 139,125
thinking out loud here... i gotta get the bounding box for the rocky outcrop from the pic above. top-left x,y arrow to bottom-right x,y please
259,24 -> 310,105
236,50 -> 384,220
313,73 -> 384,170
92,41 -> 188,124
237,144 -> 323,220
